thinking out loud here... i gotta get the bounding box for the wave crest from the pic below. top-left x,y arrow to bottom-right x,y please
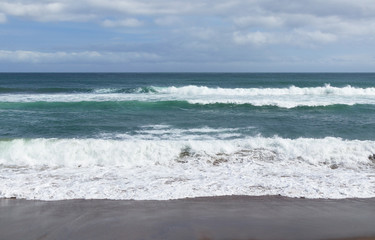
1,137 -> 374,200
1,85 -> 375,108
0,137 -> 373,169
156,84 -> 375,96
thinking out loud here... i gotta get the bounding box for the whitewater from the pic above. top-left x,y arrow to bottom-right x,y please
1,84 -> 375,108
1,73 -> 374,201
1,136 -> 374,200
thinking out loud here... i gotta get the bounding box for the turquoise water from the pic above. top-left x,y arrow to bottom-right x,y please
1,73 -> 374,140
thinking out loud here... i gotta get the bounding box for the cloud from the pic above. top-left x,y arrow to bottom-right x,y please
0,0 -> 205,24
294,30 -> 337,44
1,0 -> 375,39
1,0 -> 375,71
228,1 -> 375,41
102,18 -> 142,28
0,13 -> 6,23
0,1 -> 94,22
0,50 -> 101,63
233,15 -> 283,28
87,0 -> 199,15
233,31 -> 273,46
0,50 -> 160,63
233,30 -> 337,46
321,54 -> 375,65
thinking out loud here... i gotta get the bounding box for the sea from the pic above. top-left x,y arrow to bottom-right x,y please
0,73 -> 374,200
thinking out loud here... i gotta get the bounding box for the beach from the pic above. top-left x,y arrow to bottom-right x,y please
1,196 -> 375,240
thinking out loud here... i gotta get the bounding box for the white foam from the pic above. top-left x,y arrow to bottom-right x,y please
133,127 -> 242,140
157,84 -> 375,96
97,126 -> 243,141
141,124 -> 171,129
1,85 -> 375,108
92,88 -> 118,94
1,136 -> 374,200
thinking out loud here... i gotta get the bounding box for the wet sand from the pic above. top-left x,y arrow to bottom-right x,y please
1,196 -> 375,240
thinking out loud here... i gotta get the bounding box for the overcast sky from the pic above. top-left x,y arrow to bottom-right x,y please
1,0 -> 375,72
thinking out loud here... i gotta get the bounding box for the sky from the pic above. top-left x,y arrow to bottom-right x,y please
0,0 -> 375,72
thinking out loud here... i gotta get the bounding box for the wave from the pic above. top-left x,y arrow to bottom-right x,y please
1,100 -> 372,115
1,136 -> 374,200
98,126 -> 246,141
0,86 -> 157,94
156,84 -> 375,96
92,86 -> 157,94
1,85 -> 375,108
2,84 -> 375,95
0,87 -> 92,94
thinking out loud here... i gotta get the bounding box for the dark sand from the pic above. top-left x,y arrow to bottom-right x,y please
1,196 -> 375,240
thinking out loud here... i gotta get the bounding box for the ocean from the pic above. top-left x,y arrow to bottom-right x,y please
0,73 -> 374,200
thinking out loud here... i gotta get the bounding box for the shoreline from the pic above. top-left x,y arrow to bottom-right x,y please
1,195 -> 375,240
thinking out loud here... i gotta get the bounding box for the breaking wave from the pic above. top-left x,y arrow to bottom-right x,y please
1,136 -> 374,200
1,85 -> 375,108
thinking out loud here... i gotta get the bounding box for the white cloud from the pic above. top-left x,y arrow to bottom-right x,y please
233,31 -> 274,46
0,50 -> 101,63
1,0 -> 375,71
102,18 -> 142,28
0,13 -> 6,23
321,54 -> 375,64
0,1 -> 94,22
233,15 -> 283,28
277,13 -> 375,37
1,0 -> 375,39
0,0 -> 205,23
233,30 -> 337,46
0,50 -> 159,63
293,30 -> 337,44
85,0 -> 201,15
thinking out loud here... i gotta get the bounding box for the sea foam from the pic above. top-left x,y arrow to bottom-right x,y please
1,136 -> 374,200
1,85 -> 375,108
156,84 -> 375,96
